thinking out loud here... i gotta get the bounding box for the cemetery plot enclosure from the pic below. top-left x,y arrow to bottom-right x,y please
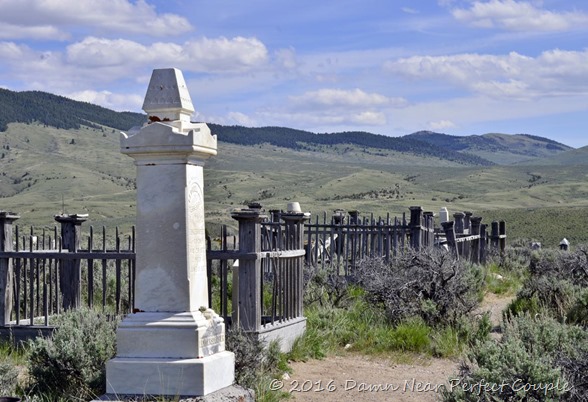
0,212 -> 135,340
0,206 -> 506,346
304,207 -> 506,273
206,207 -> 307,352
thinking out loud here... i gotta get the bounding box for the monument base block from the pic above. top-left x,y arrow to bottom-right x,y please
106,352 -> 235,396
106,310 -> 233,396
116,311 -> 226,359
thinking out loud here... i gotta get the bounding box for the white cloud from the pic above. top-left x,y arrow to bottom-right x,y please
387,94 -> 588,137
258,110 -> 387,128
0,24 -> 69,40
384,49 -> 588,99
66,38 -> 149,68
66,90 -> 143,112
452,0 -> 588,32
226,112 -> 257,126
401,7 -> 419,14
0,35 -> 270,109
0,41 -> 29,60
255,88 -> 400,129
182,37 -> 268,72
428,120 -> 456,130
352,111 -> 387,125
0,0 -> 192,39
290,88 -> 406,109
66,36 -> 268,73
274,47 -> 299,71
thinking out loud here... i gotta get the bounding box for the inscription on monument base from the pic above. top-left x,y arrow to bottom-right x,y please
196,317 -> 226,358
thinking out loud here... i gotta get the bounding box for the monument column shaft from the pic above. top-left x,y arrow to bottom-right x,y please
135,161 -> 208,312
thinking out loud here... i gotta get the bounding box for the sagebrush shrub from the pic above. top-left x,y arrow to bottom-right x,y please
442,314 -> 588,402
355,249 -> 484,326
0,360 -> 19,396
507,245 -> 588,324
303,263 -> 350,308
225,326 -> 265,388
556,352 -> 588,401
25,308 -> 119,400
225,326 -> 288,392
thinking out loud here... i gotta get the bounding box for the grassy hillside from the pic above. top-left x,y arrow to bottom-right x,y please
516,145 -> 588,166
0,122 -> 136,228
405,131 -> 572,165
0,88 -> 145,132
1,120 -> 587,245
210,124 -> 494,166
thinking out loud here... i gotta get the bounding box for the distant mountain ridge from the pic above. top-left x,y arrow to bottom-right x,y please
404,131 -> 572,164
0,88 -> 573,166
208,124 -> 494,166
0,88 -> 146,132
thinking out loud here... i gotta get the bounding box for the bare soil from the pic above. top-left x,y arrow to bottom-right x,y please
288,354 -> 458,402
287,293 -> 514,402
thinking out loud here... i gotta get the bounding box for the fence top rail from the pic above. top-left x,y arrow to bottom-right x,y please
207,249 -> 305,261
0,250 -> 135,259
305,222 -> 411,229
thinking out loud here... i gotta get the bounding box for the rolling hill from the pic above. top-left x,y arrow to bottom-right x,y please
1,88 -> 588,245
516,145 -> 588,166
0,88 -> 145,132
404,131 -> 572,165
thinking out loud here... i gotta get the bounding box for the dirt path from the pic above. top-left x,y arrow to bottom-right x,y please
286,293 -> 515,402
288,354 -> 458,402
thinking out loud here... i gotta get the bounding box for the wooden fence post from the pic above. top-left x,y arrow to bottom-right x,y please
453,212 -> 465,257
348,210 -> 359,225
470,217 -> 482,264
480,223 -> 487,264
0,211 -> 19,326
464,211 -> 472,233
409,206 -> 423,251
281,212 -> 309,319
441,221 -> 458,259
231,208 -> 267,332
463,211 -> 473,259
54,213 -> 87,311
491,221 -> 499,250
423,211 -> 434,248
499,221 -> 506,254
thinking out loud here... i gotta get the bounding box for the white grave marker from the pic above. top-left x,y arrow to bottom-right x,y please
104,68 -> 235,397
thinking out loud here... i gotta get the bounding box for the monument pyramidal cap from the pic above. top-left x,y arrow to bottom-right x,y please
100,68 -> 243,400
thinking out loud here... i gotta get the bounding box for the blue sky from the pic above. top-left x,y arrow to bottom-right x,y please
1,0 -> 587,147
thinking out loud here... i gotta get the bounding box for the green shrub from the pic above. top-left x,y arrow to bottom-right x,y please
504,294 -> 541,319
225,326 -> 289,401
441,314 -> 588,401
25,308 -> 119,400
487,245 -> 532,277
225,326 -> 265,388
303,263 -> 350,308
507,246 -> 588,324
567,289 -> 588,326
556,352 -> 588,401
387,317 -> 430,353
355,249 -> 484,326
484,261 -> 526,295
431,313 -> 491,358
0,360 -> 19,396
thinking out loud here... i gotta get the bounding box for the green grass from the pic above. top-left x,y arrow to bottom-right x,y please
484,262 -> 526,296
289,288 -> 487,362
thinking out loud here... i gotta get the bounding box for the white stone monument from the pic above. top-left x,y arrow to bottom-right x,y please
439,207 -> 449,224
104,68 -> 235,398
